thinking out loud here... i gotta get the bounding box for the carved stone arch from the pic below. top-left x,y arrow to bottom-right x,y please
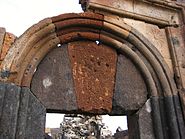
0,12 -> 184,139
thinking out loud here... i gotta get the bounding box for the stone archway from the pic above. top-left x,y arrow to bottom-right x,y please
0,12 -> 184,139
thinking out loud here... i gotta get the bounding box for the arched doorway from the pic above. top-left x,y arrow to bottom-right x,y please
0,12 -> 184,139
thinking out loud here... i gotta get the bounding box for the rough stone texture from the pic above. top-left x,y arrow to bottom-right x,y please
52,12 -> 104,23
124,18 -> 173,73
0,82 -> 5,120
31,44 -> 77,112
180,91 -> 185,123
127,113 -> 140,139
0,83 -> 46,139
169,26 -> 185,119
0,18 -> 54,78
177,0 -> 185,3
0,32 -> 16,61
128,99 -> 154,139
68,41 -> 117,113
0,28 -> 6,49
0,83 -> 21,139
83,0 -> 180,26
170,26 -> 185,89
0,28 -> 6,67
16,87 -> 46,139
113,54 -> 147,113
0,1 -> 185,138
113,130 -> 128,139
138,99 -> 155,139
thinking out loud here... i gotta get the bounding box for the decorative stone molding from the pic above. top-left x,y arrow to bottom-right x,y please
80,0 -> 184,27
0,1 -> 185,138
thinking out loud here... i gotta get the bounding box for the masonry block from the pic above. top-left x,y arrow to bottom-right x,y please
0,83 -> 20,139
113,54 -> 147,113
16,87 -> 46,139
0,32 -> 16,61
31,44 -> 77,112
68,41 -> 117,113
128,99 -> 155,139
0,28 -> 5,46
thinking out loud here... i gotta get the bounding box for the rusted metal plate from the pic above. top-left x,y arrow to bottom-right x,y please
68,41 -> 117,113
31,44 -> 77,112
113,54 -> 147,112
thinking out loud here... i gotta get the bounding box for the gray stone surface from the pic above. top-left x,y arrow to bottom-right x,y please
113,54 -> 147,113
31,44 -> 77,112
138,99 -> 155,139
15,87 -> 30,139
0,83 -> 21,139
0,83 -> 46,139
128,99 -> 155,139
127,113 -> 140,139
0,83 -> 6,120
16,88 -> 46,139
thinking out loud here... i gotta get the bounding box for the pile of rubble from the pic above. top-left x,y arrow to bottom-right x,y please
46,114 -> 128,139
60,114 -> 113,139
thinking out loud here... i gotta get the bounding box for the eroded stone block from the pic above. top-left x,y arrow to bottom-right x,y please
31,44 -> 77,112
0,83 -> 20,139
16,88 -> 46,139
113,54 -> 147,113
68,41 -> 117,113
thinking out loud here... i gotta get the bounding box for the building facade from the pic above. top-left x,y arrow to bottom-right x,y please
0,0 -> 185,138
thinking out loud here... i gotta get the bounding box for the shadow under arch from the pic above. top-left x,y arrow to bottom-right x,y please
0,12 -> 184,139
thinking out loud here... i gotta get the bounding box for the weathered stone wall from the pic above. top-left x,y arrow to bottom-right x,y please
0,0 -> 185,139
0,28 -> 16,66
123,19 -> 173,73
0,83 -> 46,139
0,29 -> 46,139
79,2 -> 185,138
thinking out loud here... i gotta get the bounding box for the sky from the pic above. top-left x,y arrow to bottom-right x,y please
0,0 -> 82,36
0,0 -> 127,134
